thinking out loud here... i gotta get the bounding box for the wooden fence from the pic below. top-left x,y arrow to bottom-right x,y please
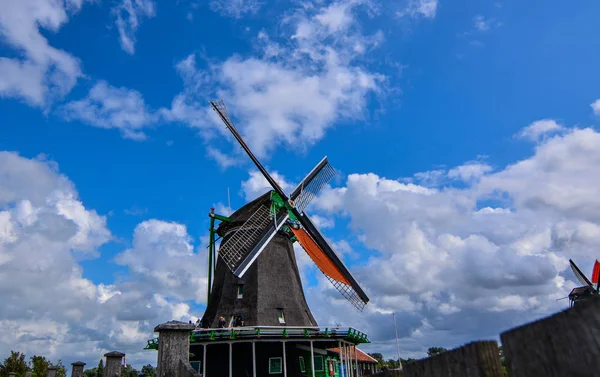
400,296 -> 600,377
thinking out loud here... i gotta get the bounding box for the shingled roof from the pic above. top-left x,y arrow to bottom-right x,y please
328,347 -> 378,363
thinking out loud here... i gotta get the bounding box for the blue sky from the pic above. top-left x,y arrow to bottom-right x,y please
2,0 -> 600,369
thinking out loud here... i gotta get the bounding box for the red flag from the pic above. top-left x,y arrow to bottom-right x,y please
592,260 -> 600,284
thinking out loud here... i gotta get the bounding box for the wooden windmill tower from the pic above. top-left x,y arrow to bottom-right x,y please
186,100 -> 371,377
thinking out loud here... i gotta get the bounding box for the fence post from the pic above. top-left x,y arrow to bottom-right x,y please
154,321 -> 195,377
403,341 -> 503,377
72,361 -> 86,377
8,373 -> 16,377
25,372 -> 32,377
501,296 -> 600,377
104,352 -> 125,377
47,367 -> 58,377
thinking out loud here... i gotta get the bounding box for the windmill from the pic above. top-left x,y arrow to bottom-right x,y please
208,99 -> 369,312
568,259 -> 600,307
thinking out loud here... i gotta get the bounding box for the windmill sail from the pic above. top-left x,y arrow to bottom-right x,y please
569,259 -> 593,287
218,205 -> 273,273
291,227 -> 367,310
234,211 -> 289,277
210,100 -> 287,198
290,157 -> 336,213
592,260 -> 600,285
295,213 -> 369,310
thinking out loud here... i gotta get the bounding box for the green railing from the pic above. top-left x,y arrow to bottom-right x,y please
144,326 -> 369,351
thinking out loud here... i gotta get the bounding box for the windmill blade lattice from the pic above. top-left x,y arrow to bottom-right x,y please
291,159 -> 336,213
325,276 -> 367,311
292,226 -> 367,311
234,211 -> 290,277
292,213 -> 369,310
211,100 -> 235,128
218,205 -> 272,273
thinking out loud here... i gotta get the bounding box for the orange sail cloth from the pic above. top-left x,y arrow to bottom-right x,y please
291,228 -> 351,285
592,260 -> 600,284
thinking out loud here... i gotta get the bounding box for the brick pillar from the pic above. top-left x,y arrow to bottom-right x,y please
72,361 -> 86,377
154,321 -> 195,377
26,372 -> 32,377
104,352 -> 125,377
47,367 -> 58,377
8,372 -> 16,377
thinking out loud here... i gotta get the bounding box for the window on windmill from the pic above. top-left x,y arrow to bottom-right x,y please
269,357 -> 283,374
237,285 -> 244,299
313,356 -> 324,372
298,356 -> 306,373
276,309 -> 286,324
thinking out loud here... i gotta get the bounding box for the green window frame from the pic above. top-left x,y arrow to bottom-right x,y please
299,356 -> 306,373
313,356 -> 324,372
269,357 -> 282,374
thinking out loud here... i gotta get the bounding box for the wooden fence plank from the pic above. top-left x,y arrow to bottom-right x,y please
403,341 -> 504,377
501,296 -> 600,377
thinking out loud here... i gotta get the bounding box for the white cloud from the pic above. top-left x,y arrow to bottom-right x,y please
241,170 -> 295,201
0,0 -> 84,107
310,214 -> 335,229
480,128 -> 600,222
0,151 -> 200,367
206,147 -> 240,169
448,162 -> 492,181
209,0 -> 263,18
114,219 -> 208,304
298,125 -> 600,359
163,0 -> 385,162
473,15 -> 498,32
61,81 -> 158,140
397,0 -> 438,19
591,99 -> 600,115
112,0 -> 156,55
516,119 -> 564,141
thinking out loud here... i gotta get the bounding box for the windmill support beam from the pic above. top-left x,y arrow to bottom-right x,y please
229,343 -> 232,377
282,341 -> 288,377
338,341 -> 343,377
343,342 -> 346,377
252,341 -> 256,377
341,342 -> 346,377
203,344 -> 207,377
347,342 -> 352,377
310,341 -> 316,377
354,345 -> 358,377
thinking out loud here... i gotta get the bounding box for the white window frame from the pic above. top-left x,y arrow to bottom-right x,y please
299,356 -> 306,373
277,309 -> 286,324
269,357 -> 283,374
237,285 -> 244,299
